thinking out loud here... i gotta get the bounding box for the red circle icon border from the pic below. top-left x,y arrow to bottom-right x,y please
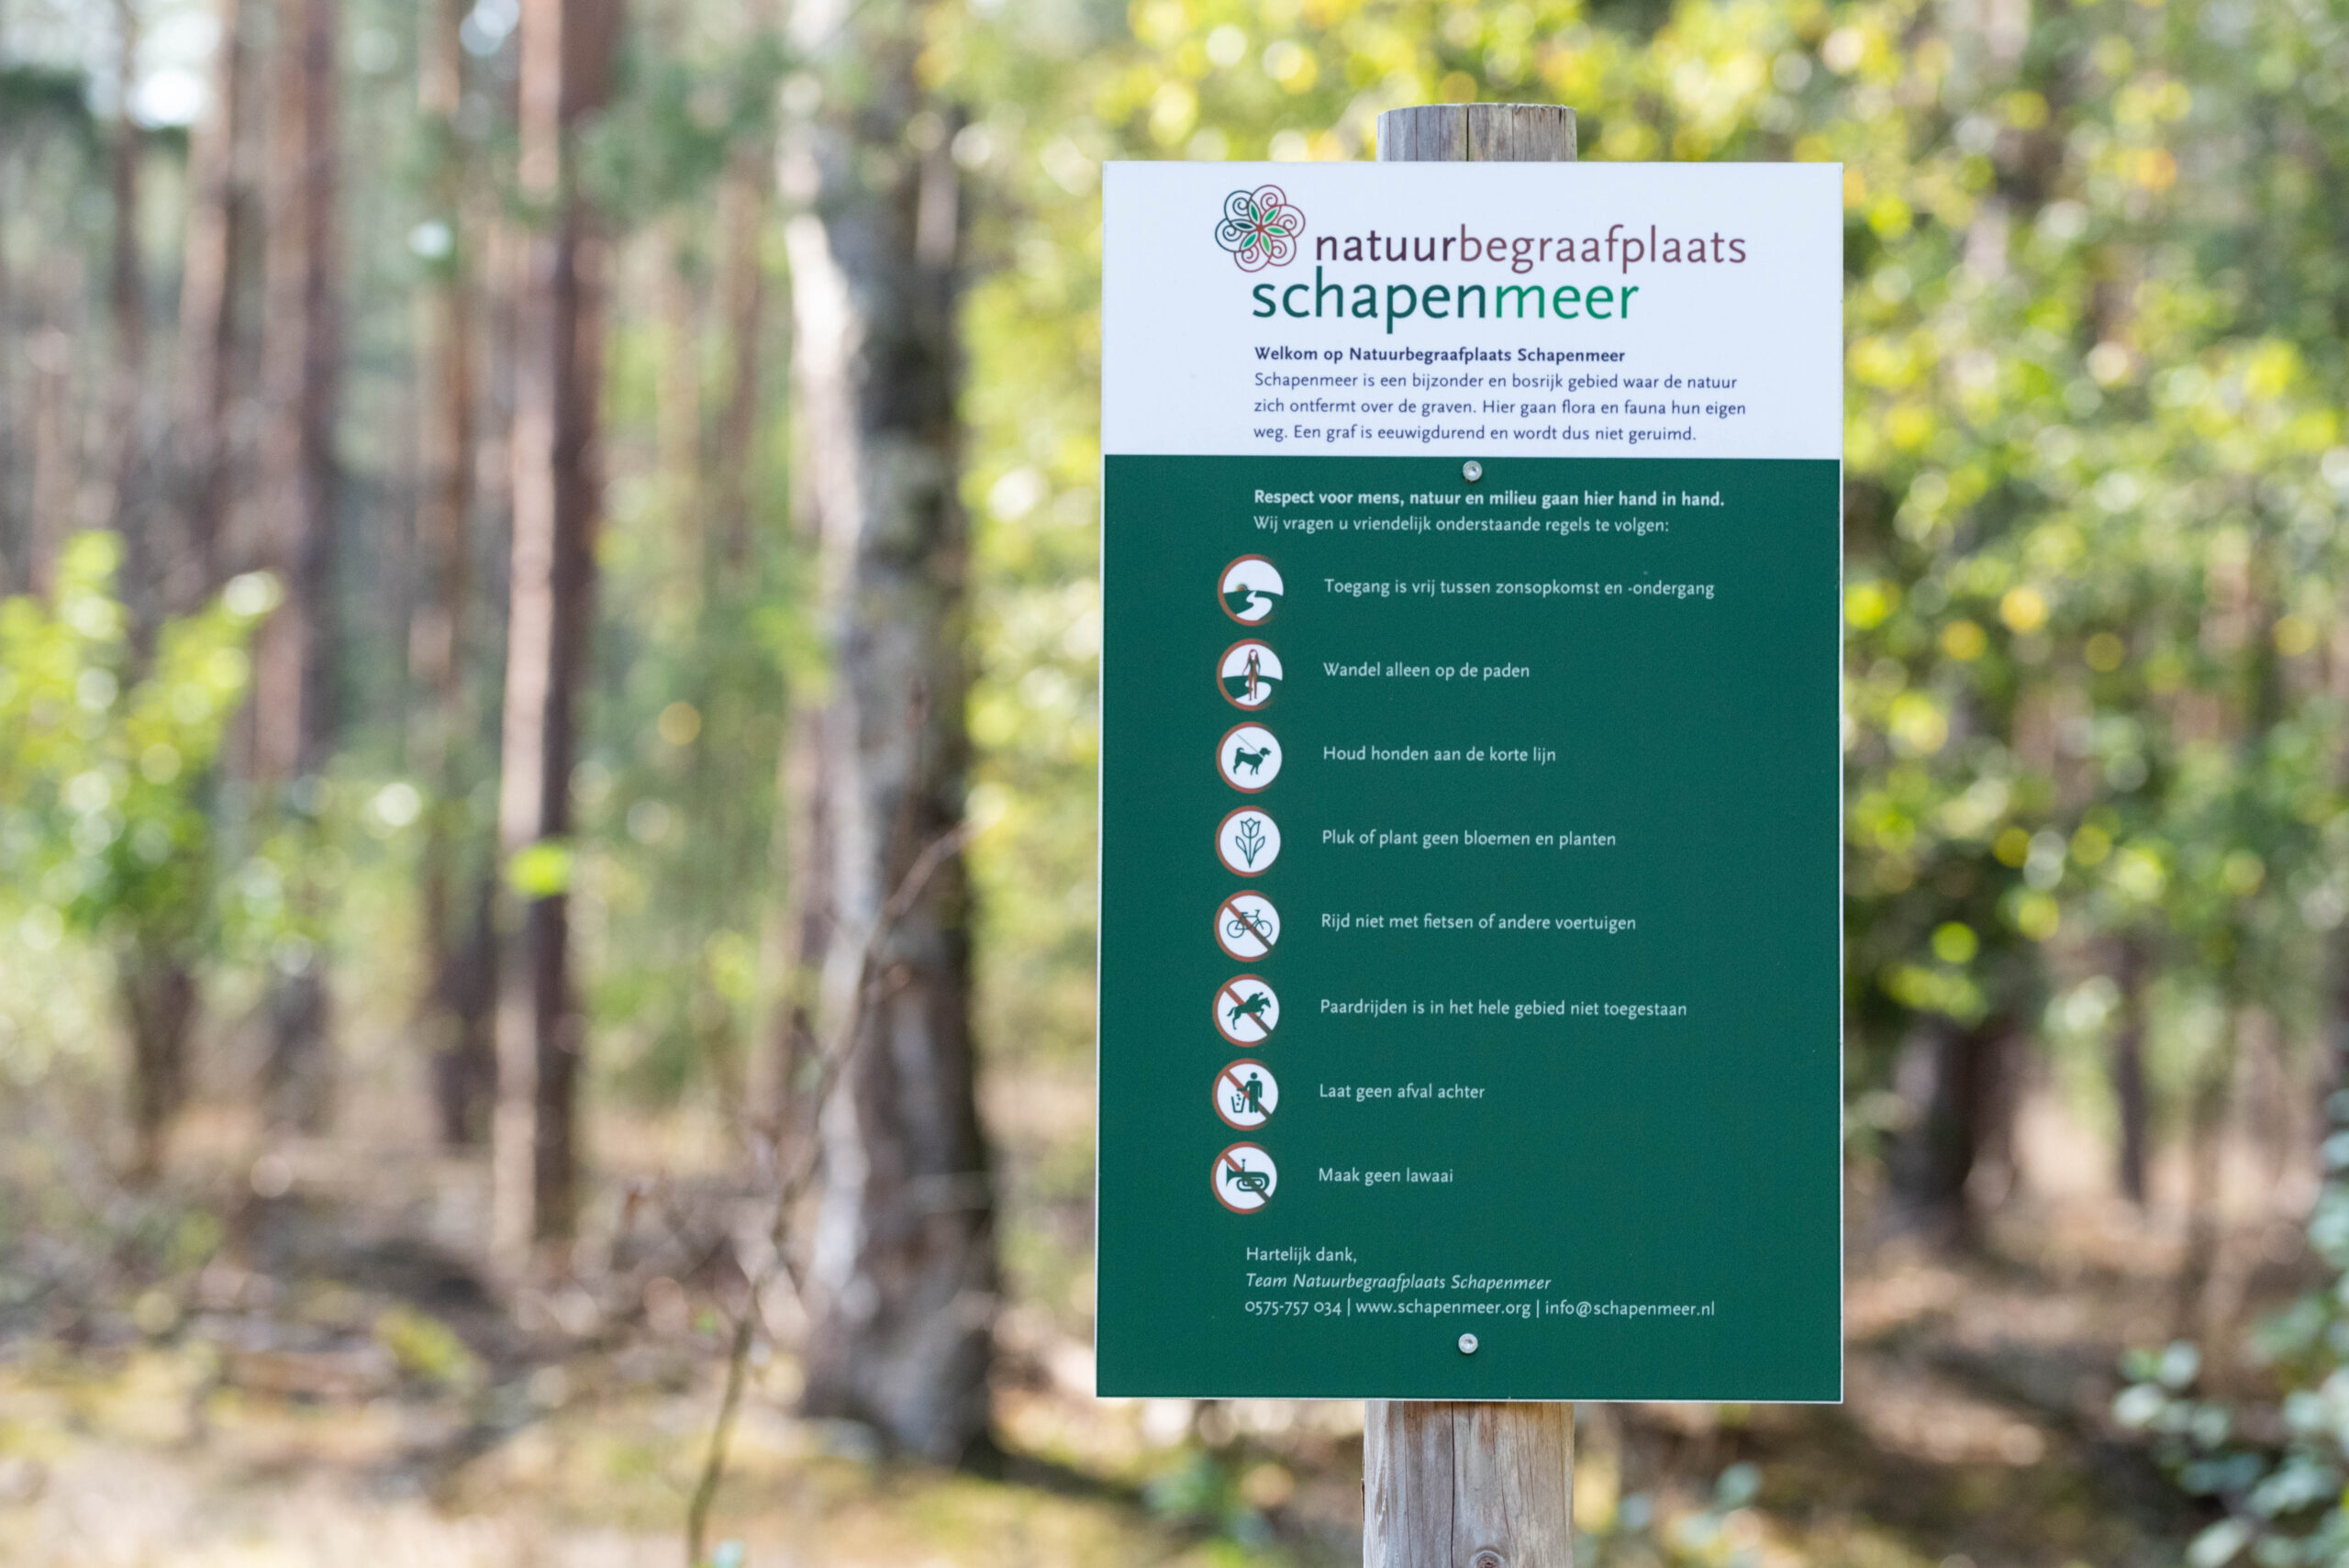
1214,890 -> 1280,962
1216,806 -> 1280,878
1218,637 -> 1283,713
1218,722 -> 1281,794
1213,1059 -> 1277,1131
1219,554 -> 1284,627
1212,1140 -> 1278,1214
1214,973 -> 1280,1047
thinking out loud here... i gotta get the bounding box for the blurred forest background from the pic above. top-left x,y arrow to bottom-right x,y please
6,0 -> 2349,1560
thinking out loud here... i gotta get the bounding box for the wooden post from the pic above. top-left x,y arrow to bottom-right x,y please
1363,100 -> 1576,1568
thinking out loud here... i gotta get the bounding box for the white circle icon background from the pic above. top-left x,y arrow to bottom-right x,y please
1215,891 -> 1280,961
1214,1060 -> 1279,1130
1219,639 -> 1283,710
1219,556 -> 1285,625
1213,1142 -> 1279,1212
1214,975 -> 1280,1045
1219,724 -> 1282,791
1217,808 -> 1281,875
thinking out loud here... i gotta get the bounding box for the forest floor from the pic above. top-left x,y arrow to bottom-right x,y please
0,1091 -> 2295,1568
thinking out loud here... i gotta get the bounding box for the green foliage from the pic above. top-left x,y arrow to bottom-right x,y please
0,61 -> 95,142
374,1304 -> 484,1393
1582,1462 -> 1767,1567
0,536 -> 271,1000
583,28 -> 791,222
2113,1096 -> 2349,1567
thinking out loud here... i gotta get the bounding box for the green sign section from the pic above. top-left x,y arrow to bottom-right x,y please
1098,453 -> 1841,1400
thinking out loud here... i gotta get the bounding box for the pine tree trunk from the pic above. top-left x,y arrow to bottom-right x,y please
255,0 -> 344,1133
784,30 -> 995,1463
2111,936 -> 2152,1206
172,0 -> 247,609
656,221 -> 702,566
413,0 -> 490,1147
711,148 -> 767,570
491,0 -> 620,1267
1887,1010 -> 2014,1243
107,0 -> 149,591
122,936 -> 197,1182
26,309 -> 74,598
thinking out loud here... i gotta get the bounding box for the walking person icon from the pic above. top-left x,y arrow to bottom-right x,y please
1219,639 -> 1283,711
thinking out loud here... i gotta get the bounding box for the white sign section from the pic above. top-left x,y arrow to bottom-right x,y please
1103,161 -> 1841,461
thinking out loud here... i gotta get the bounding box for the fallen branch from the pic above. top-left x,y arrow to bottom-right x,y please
683,816 -> 975,1568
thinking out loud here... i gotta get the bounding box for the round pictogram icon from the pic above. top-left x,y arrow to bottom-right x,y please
1213,1142 -> 1279,1213
1219,639 -> 1283,711
1219,723 -> 1282,792
1213,1060 -> 1279,1130
1215,974 -> 1281,1046
1220,555 -> 1285,626
1217,806 -> 1281,876
1215,890 -> 1281,962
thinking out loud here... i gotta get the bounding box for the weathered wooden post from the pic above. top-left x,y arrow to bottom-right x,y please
1360,97 -> 1580,1568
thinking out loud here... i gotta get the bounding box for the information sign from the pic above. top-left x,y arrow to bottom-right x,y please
1098,160 -> 1843,1400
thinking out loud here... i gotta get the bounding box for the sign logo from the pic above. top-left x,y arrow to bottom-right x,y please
1215,890 -> 1281,961
1213,1060 -> 1279,1130
1220,555 -> 1284,625
1217,806 -> 1281,875
1215,974 -> 1281,1046
1219,639 -> 1282,711
1213,1142 -> 1279,1213
1219,723 -> 1283,791
1214,185 -> 1306,272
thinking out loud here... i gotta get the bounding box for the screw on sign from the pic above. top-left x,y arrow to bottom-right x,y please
1215,891 -> 1280,961
1213,1059 -> 1279,1129
1216,806 -> 1281,875
1219,639 -> 1283,711
1219,723 -> 1282,791
1219,555 -> 1285,625
1212,1142 -> 1278,1213
1214,975 -> 1280,1046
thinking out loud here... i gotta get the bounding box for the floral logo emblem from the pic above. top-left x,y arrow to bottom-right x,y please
1215,185 -> 1306,272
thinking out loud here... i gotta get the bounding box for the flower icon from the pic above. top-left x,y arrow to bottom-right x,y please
1215,185 -> 1306,272
1232,815 -> 1267,868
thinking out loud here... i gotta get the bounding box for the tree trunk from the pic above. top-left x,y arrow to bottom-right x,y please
491,0 -> 620,1268
413,0 -> 490,1147
107,0 -> 149,566
711,147 -> 768,570
27,311 -> 74,598
784,18 -> 994,1464
2110,936 -> 2152,1207
122,936 -> 197,1182
172,0 -> 248,610
1887,1010 -> 2014,1243
656,221 -> 701,568
254,0 -> 344,1133
764,698 -> 829,1141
